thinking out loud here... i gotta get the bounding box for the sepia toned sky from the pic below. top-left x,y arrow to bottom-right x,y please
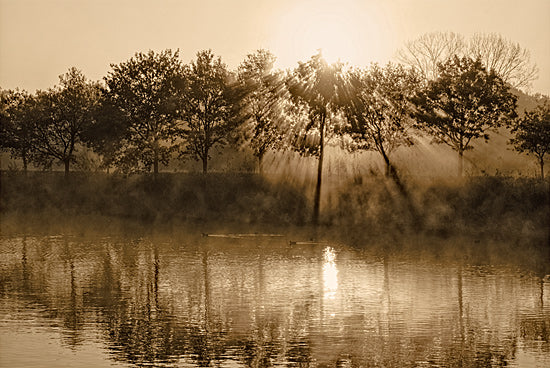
1,0 -> 549,94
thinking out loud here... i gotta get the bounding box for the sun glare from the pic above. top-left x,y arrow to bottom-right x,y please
273,0 -> 384,67
296,11 -> 359,64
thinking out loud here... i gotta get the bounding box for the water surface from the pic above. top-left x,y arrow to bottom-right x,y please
1,230 -> 549,367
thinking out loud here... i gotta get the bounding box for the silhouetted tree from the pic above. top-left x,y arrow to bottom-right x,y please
287,52 -> 345,225
180,50 -> 243,173
510,102 -> 550,179
411,56 -> 517,176
236,49 -> 286,174
81,97 -> 129,172
104,49 -> 184,176
32,68 -> 100,176
0,89 -> 37,173
343,63 -> 419,184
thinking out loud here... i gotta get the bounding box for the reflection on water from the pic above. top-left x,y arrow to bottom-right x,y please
322,246 -> 338,300
1,232 -> 549,367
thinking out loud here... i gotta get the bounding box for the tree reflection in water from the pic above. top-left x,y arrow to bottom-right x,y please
0,234 -> 549,367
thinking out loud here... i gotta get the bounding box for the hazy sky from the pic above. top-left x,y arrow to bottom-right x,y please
1,0 -> 549,94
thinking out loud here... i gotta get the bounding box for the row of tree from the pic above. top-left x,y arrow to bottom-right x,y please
1,34 -> 549,224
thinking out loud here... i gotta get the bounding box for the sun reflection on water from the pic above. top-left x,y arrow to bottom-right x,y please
323,246 -> 338,299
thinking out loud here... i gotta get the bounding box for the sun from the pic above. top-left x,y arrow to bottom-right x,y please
272,0 -> 383,67
298,12 -> 358,64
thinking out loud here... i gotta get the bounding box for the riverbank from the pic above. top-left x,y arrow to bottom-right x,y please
1,171 -> 548,243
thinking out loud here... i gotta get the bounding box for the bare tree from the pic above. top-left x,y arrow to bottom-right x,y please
397,31 -> 538,90
396,31 -> 466,81
468,33 -> 538,90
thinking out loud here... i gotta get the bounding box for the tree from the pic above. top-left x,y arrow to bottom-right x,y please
236,49 -> 286,174
286,51 -> 345,225
411,56 -> 517,177
397,31 -> 538,89
0,89 -> 37,173
104,49 -> 185,176
180,50 -> 242,173
81,97 -> 129,172
396,31 -> 466,82
510,102 -> 550,179
469,33 -> 538,90
343,63 -> 419,185
32,68 -> 100,176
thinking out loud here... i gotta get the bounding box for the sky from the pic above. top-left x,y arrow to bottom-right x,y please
1,0 -> 549,94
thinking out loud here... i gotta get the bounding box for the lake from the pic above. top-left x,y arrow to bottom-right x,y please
1,228 -> 549,367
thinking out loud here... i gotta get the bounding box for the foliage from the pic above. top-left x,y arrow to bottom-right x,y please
510,102 -> 550,178
236,49 -> 287,172
343,63 -> 420,173
411,56 -> 517,176
286,52 -> 346,156
179,50 -> 244,173
82,97 -> 129,171
32,68 -> 101,175
104,49 -> 185,175
0,89 -> 36,171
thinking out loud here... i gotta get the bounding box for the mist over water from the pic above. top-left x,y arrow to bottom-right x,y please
1,229 -> 549,367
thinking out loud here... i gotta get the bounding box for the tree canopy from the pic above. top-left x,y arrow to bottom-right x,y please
510,102 -> 550,179
32,68 -> 100,176
0,89 -> 36,172
103,49 -> 185,176
236,49 -> 286,173
179,49 -> 243,173
343,63 -> 419,178
411,56 -> 517,176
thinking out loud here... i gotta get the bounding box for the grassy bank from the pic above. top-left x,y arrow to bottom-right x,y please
1,171 -> 548,242
330,174 -> 549,240
0,171 -> 309,226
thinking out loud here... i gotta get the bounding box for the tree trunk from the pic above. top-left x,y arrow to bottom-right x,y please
64,159 -> 70,178
380,147 -> 422,230
153,157 -> 159,178
458,150 -> 464,177
258,152 -> 264,175
382,153 -> 404,195
313,114 -> 326,226
380,148 -> 393,178
153,144 -> 159,179
202,156 -> 208,174
540,157 -> 545,180
22,152 -> 28,176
